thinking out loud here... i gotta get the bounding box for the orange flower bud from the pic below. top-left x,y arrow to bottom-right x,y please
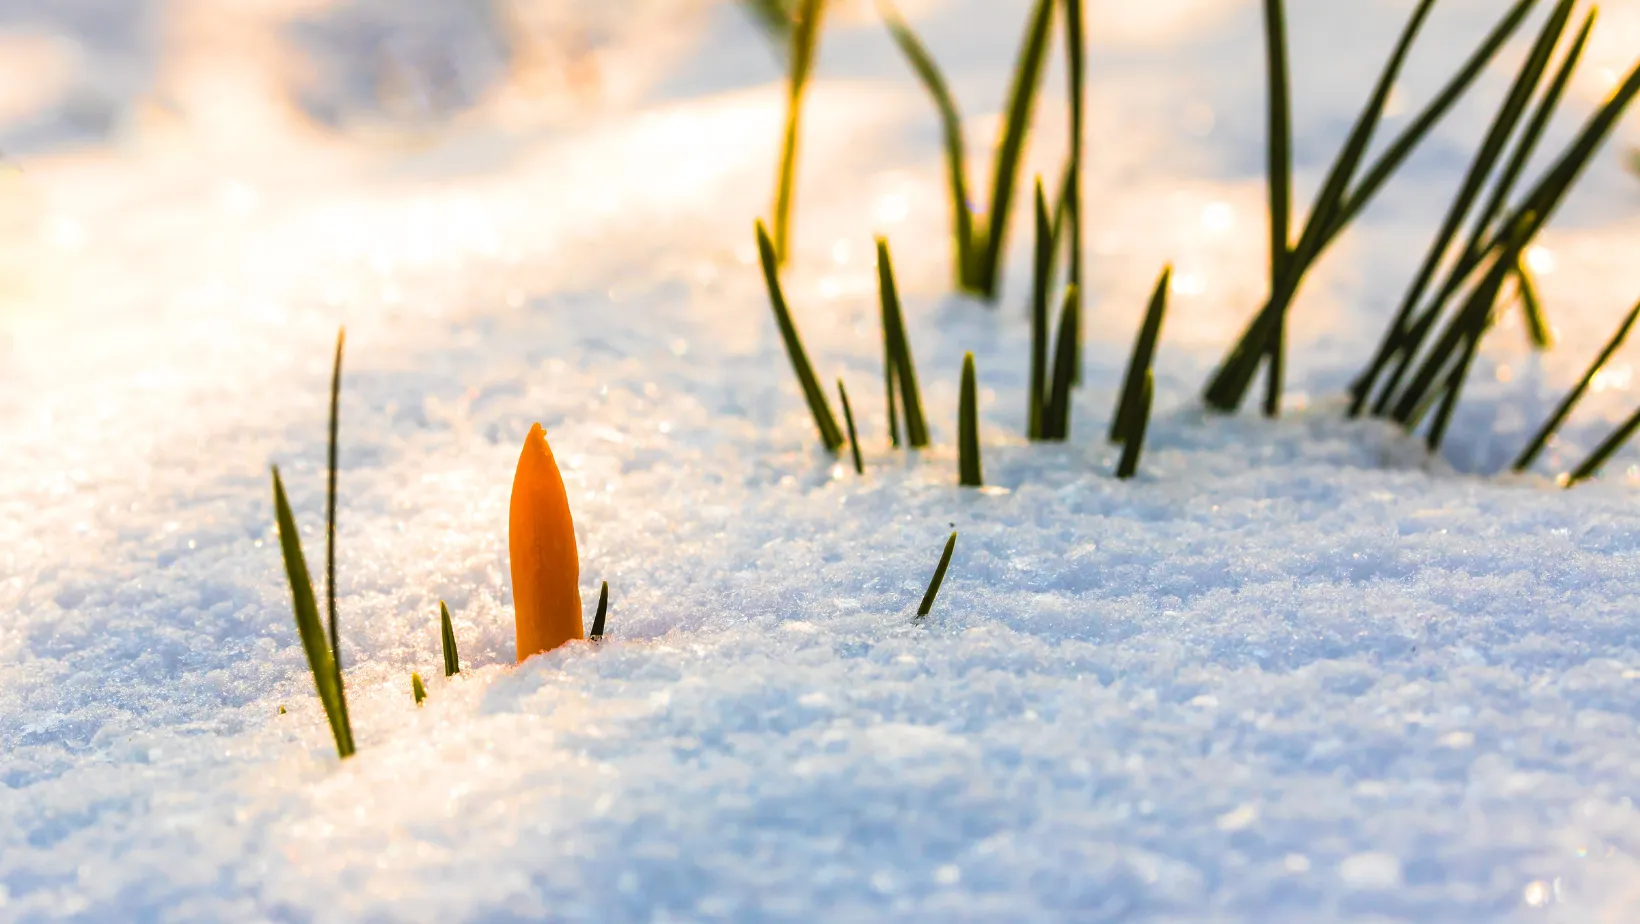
509,423 -> 583,660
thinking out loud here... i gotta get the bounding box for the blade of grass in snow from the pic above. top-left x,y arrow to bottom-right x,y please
917,532 -> 957,618
271,467 -> 355,759
1513,298 -> 1640,472
959,353 -> 982,487
1566,406 -> 1640,487
411,672 -> 427,706
876,238 -> 928,447
1348,0 -> 1572,416
589,581 -> 609,642
1263,0 -> 1292,285
1061,0 -> 1084,384
878,0 -> 974,290
1515,258 -> 1552,349
326,328 -> 343,661
1204,0 -> 1539,414
1113,266 -> 1170,444
838,378 -> 864,474
440,600 -> 460,677
772,0 -> 825,265
1042,285 -> 1080,440
756,220 -> 845,452
1115,372 -> 1152,480
1028,179 -> 1052,439
973,0 -> 1055,299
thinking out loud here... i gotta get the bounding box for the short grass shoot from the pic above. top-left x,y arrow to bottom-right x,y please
756,220 -> 845,453
917,532 -> 958,618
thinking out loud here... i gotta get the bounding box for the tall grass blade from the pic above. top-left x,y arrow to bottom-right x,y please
879,0 -> 975,289
411,672 -> 427,706
1062,0 -> 1085,383
838,378 -> 864,474
1043,285 -> 1080,440
974,0 -> 1056,299
1263,0 -> 1292,283
959,353 -> 983,487
1567,406 -> 1640,487
1115,372 -> 1152,480
1113,266 -> 1170,443
917,532 -> 958,618
1028,180 -> 1052,439
1348,0 -> 1571,415
877,238 -> 929,447
772,0 -> 825,265
326,328 -> 343,662
589,581 -> 610,641
756,221 -> 845,452
271,467 -> 355,759
440,600 -> 460,677
1513,298 -> 1640,472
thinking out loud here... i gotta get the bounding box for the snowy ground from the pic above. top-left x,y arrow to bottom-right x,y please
2,0 -> 1640,920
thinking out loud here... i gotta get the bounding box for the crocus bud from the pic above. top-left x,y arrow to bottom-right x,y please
509,422 -> 583,660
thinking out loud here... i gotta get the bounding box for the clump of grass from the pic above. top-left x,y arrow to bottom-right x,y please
589,581 -> 610,641
1351,0 -> 1585,416
1113,266 -> 1170,445
1202,0 -> 1540,416
771,0 -> 826,265
756,220 -> 845,452
880,0 -> 1054,300
838,379 -> 864,474
916,532 -> 957,618
1514,297 -> 1640,473
440,600 -> 460,677
959,352 -> 982,487
411,672 -> 427,706
271,467 -> 355,759
877,238 -> 928,448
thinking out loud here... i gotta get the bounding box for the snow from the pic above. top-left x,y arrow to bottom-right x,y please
1,0 -> 1639,920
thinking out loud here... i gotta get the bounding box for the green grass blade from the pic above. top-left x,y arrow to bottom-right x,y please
772,0 -> 826,266
271,467 -> 355,759
411,672 -> 427,706
440,600 -> 460,677
1263,0 -> 1292,283
1513,297 -> 1640,472
884,356 -> 901,448
756,220 -> 845,452
1062,0 -> 1085,383
916,532 -> 958,618
1515,258 -> 1552,349
1348,0 -> 1570,416
1323,0 -> 1540,244
974,0 -> 1055,299
876,238 -> 929,447
1390,237 -> 1520,425
838,378 -> 864,474
742,0 -> 794,45
1113,266 -> 1171,443
959,353 -> 983,487
589,581 -> 609,641
326,328 -> 343,663
879,0 -> 975,289
1043,285 -> 1080,440
1422,318 -> 1486,451
1028,179 -> 1052,440
1566,405 -> 1640,487
1115,371 -> 1152,480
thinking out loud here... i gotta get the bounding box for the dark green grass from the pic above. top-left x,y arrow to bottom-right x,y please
877,238 -> 929,447
440,600 -> 460,677
881,0 -> 1053,300
756,220 -> 845,452
1115,372 -> 1152,480
959,353 -> 982,487
1028,179 -> 1052,439
326,330 -> 344,663
411,672 -> 427,706
1113,266 -> 1170,444
1514,298 -> 1640,473
589,581 -> 610,641
1202,0 -> 1540,416
1042,285 -> 1080,441
838,378 -> 864,474
1060,0 -> 1085,383
1566,408 -> 1640,487
917,532 -> 957,618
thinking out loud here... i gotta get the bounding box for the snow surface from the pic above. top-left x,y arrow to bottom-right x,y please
1,0 -> 1640,920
